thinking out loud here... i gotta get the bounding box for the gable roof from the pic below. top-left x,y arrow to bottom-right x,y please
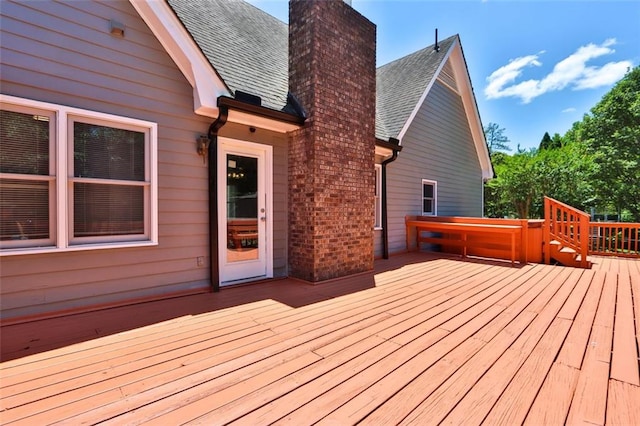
375,35 -> 457,141
135,0 -> 491,177
376,34 -> 493,179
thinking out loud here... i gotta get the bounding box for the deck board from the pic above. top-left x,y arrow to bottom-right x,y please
404,268 -> 594,425
290,268 -> 540,425
480,318 -> 573,426
556,271 -> 606,369
2,316 -> 273,396
1,253 -> 639,425
606,380 -> 640,426
565,269 -> 618,426
438,265 -> 579,425
631,268 -> 640,357
524,362 -> 579,425
611,272 -> 640,386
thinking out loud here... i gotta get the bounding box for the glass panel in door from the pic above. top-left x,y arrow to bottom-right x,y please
226,154 -> 258,263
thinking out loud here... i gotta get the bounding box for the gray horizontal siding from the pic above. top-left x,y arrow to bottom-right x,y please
374,230 -> 383,259
0,0 -> 216,319
386,81 -> 483,254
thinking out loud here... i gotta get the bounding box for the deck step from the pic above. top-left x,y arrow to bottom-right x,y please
548,241 -> 590,269
559,247 -> 577,255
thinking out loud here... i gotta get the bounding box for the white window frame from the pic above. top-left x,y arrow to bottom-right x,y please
0,104 -> 57,249
421,179 -> 437,216
0,94 -> 158,256
374,164 -> 382,230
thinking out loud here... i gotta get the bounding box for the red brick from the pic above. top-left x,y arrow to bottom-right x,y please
288,0 -> 376,282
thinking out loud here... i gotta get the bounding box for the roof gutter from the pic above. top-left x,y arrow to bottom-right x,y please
380,137 -> 402,259
218,96 -> 305,133
206,105 -> 229,292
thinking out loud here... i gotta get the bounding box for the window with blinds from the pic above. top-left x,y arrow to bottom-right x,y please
69,119 -> 148,242
0,108 -> 55,247
1,95 -> 157,254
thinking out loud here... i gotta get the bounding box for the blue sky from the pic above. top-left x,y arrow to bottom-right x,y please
246,0 -> 640,150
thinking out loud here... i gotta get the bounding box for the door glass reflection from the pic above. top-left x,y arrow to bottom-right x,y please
226,154 -> 258,262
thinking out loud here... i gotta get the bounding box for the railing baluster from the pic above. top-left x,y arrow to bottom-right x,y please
587,222 -> 640,257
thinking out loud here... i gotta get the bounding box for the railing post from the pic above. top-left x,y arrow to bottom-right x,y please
544,197 -> 551,264
579,211 -> 589,268
520,219 -> 528,263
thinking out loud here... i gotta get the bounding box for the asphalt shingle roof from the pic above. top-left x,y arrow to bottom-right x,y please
376,35 -> 458,140
167,0 -> 289,111
167,0 -> 453,141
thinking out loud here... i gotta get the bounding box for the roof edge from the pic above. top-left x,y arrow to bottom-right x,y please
395,35 -> 492,179
129,0 -> 230,118
395,37 -> 457,143
448,39 -> 493,180
375,138 -> 403,152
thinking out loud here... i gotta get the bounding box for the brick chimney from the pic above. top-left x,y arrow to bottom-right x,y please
288,0 -> 377,282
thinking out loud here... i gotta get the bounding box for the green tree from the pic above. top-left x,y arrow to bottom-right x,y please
483,151 -> 513,218
583,66 -> 640,220
484,122 -> 511,154
531,140 -> 596,217
484,141 -> 596,219
484,69 -> 638,220
539,131 -> 564,150
486,150 -> 540,218
539,132 -> 553,150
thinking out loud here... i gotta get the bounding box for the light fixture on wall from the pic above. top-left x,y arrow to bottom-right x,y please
197,135 -> 210,164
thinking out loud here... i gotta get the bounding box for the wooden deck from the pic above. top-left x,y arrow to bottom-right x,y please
1,253 -> 639,425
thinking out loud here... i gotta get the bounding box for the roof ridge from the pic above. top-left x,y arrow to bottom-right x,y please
377,33 -> 458,70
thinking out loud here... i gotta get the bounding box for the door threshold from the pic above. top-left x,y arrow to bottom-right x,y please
220,276 -> 282,289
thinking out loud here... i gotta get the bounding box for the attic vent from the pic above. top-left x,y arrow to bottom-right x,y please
234,90 -> 262,106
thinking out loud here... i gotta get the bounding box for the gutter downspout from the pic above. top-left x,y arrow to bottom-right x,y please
207,105 -> 228,292
381,141 -> 400,260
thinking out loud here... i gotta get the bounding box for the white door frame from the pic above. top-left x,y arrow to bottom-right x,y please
217,137 -> 273,285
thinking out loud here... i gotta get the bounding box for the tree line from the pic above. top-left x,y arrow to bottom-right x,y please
484,66 -> 640,222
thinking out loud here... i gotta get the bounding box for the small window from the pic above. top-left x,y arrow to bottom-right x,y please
374,164 -> 382,229
422,179 -> 437,215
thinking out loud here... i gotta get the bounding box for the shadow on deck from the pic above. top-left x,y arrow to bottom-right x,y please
1,252 -> 458,362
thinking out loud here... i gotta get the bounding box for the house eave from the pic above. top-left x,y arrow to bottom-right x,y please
375,138 -> 403,157
130,0 -> 230,119
449,41 -> 494,180
219,97 -> 305,133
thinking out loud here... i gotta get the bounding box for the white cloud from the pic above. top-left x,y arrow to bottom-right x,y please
484,54 -> 543,101
562,107 -> 577,113
575,61 -> 632,89
485,39 -> 632,103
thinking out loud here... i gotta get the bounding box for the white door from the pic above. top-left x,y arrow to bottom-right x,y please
217,138 -> 272,285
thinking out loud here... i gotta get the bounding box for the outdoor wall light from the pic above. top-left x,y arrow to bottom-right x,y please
197,135 -> 210,164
